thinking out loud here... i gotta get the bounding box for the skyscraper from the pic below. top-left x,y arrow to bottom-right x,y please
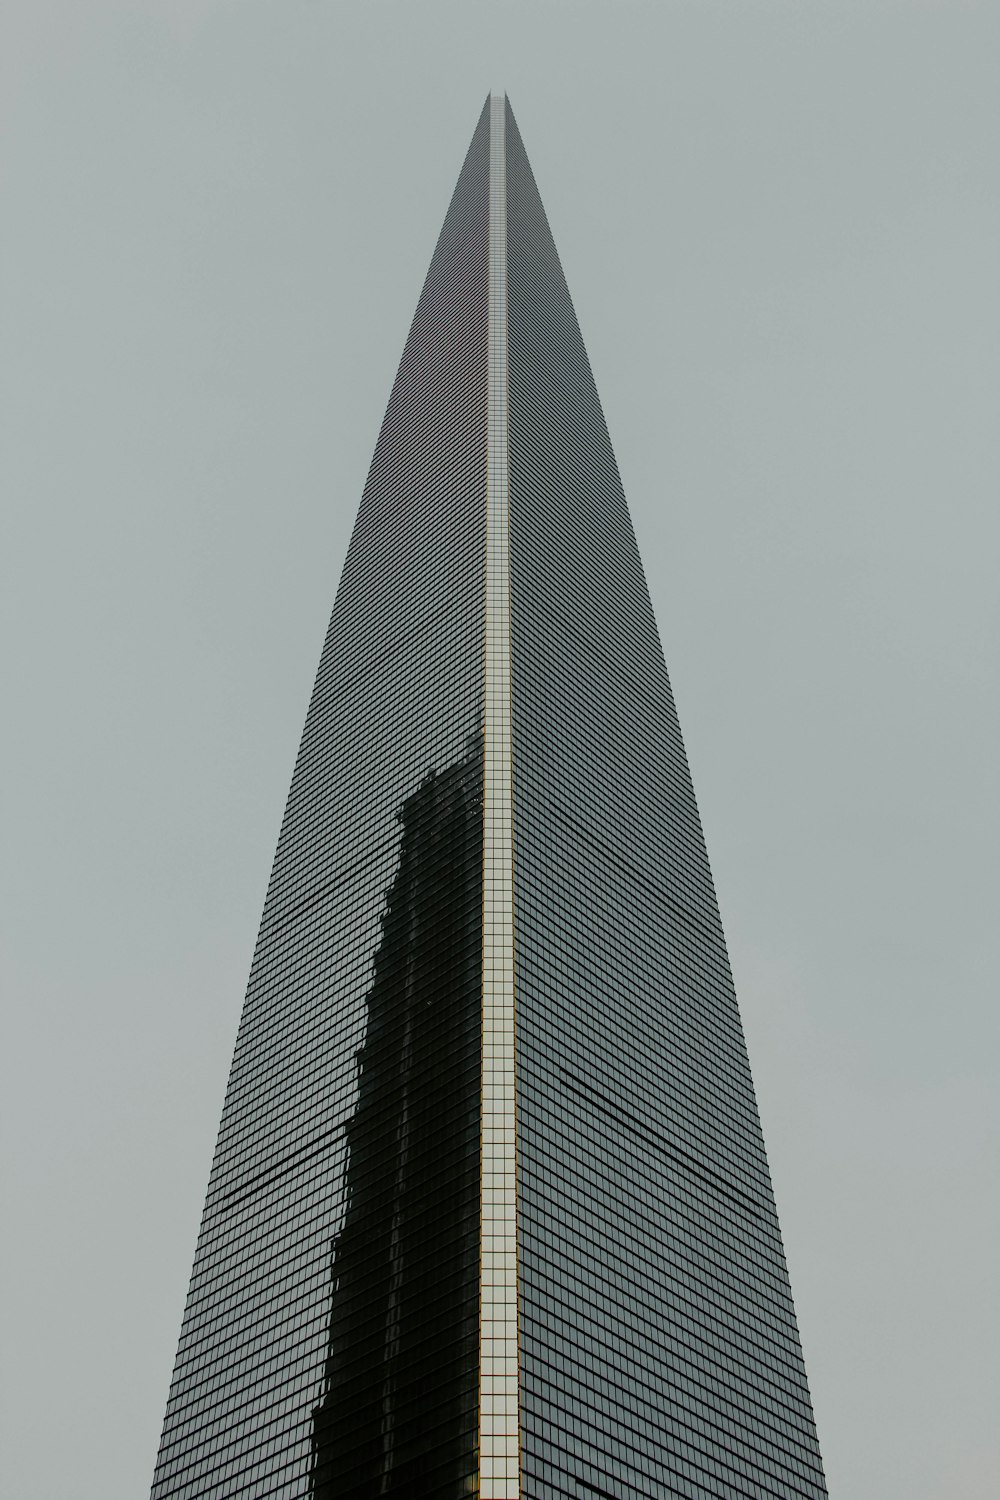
151,93 -> 827,1500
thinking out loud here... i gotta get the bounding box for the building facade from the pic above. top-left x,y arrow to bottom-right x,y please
151,95 -> 827,1500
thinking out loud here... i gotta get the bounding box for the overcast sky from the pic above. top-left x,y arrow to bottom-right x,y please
2,3 -> 998,1498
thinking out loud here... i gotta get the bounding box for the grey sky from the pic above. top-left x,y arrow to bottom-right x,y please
2,3 -> 997,1497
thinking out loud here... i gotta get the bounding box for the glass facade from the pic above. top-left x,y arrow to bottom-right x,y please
505,101 -> 826,1500
150,101 -> 489,1500
151,94 -> 826,1500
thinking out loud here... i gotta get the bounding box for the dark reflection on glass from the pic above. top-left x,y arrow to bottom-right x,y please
310,739 -> 483,1500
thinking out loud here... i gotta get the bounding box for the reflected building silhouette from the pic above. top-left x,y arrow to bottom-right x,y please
310,742 -> 483,1499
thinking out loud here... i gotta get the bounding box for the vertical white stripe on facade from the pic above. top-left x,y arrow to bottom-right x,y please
480,91 -> 519,1500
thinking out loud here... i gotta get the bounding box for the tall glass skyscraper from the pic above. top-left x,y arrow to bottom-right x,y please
151,95 -> 827,1500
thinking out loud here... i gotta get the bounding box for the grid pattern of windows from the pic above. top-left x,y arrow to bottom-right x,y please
480,92 -> 521,1500
505,99 -> 827,1500
150,102 -> 490,1500
152,91 -> 828,1500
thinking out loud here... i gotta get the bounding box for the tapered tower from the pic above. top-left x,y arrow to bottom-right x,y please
151,94 -> 826,1500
